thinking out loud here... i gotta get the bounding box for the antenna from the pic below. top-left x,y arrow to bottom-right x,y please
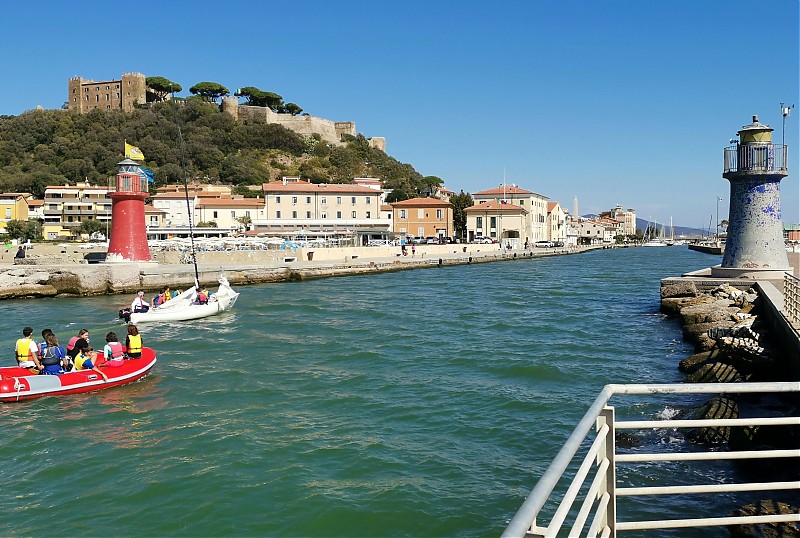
780,102 -> 794,147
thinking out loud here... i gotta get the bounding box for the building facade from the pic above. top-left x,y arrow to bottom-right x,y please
390,197 -> 454,239
465,201 -> 528,246
0,193 -> 31,234
472,185 -> 549,242
546,201 -> 567,244
42,182 -> 113,239
599,204 -> 637,236
68,73 -> 147,113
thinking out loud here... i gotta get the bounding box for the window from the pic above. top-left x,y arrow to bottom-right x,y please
306,211 -> 311,218
321,212 -> 327,219
417,208 -> 424,218
520,200 -> 525,205
436,209 -> 443,219
245,211 -> 250,217
336,211 -> 342,219
400,209 -> 407,219
490,216 -> 496,228
366,211 -> 371,219
5,208 -> 10,218
352,211 -> 357,218
476,216 -> 483,229
292,211 -> 297,219
292,196 -> 297,204
231,211 -> 236,218
336,197 -> 342,204
276,196 -> 281,204
306,196 -> 311,204
213,211 -> 218,219
366,197 -> 371,204
351,197 -> 356,205
276,211 -> 281,218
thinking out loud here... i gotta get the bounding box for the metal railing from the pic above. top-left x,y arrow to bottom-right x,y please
785,273 -> 800,327
503,382 -> 800,537
723,144 -> 788,174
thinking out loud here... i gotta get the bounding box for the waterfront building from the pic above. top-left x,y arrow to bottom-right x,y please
546,201 -> 568,244
472,185 -> 548,242
252,178 -> 388,235
195,197 -> 264,231
67,73 -> 146,113
714,115 -> 790,278
576,218 -> 616,245
390,197 -> 454,239
465,200 -> 527,246
0,193 -> 31,235
599,204 -> 637,236
42,182 -> 112,239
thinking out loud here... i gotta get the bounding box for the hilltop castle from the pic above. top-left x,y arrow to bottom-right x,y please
66,73 -> 385,150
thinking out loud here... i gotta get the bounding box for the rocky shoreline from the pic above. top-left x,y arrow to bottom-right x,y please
660,281 -> 799,536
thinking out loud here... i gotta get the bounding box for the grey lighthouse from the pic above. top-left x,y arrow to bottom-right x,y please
712,115 -> 790,279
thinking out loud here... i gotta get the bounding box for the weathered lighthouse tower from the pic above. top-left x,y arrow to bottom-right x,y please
106,159 -> 151,262
712,115 -> 790,279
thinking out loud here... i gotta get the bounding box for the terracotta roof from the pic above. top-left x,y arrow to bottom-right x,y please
465,201 -> 528,213
262,180 -> 378,194
390,197 -> 452,207
547,201 -> 559,212
196,198 -> 264,208
144,204 -> 167,214
473,185 -> 534,196
27,199 -> 44,206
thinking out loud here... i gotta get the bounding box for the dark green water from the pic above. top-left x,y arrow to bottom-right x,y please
1,248 -> 728,536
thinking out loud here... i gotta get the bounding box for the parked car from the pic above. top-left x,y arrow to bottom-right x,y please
476,237 -> 495,244
535,240 -> 554,248
425,237 -> 438,244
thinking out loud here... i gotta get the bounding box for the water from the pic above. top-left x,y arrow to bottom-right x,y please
0,247 -> 735,536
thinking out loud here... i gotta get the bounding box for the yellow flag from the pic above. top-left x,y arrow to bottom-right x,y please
125,143 -> 145,161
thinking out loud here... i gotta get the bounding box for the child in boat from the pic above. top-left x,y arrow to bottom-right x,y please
102,332 -> 125,366
39,332 -> 67,375
125,325 -> 143,359
73,346 -> 108,381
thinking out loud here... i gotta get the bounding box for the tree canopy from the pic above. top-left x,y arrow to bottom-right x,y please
146,76 -> 182,102
189,82 -> 230,102
0,104 -> 432,197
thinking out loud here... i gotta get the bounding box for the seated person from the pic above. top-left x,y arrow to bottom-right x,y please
102,331 -> 125,366
196,289 -> 208,304
125,325 -> 143,359
131,291 -> 149,313
39,333 -> 67,375
73,347 -> 108,381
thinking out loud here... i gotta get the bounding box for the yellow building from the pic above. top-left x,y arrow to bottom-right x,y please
43,182 -> 113,239
0,193 -> 31,235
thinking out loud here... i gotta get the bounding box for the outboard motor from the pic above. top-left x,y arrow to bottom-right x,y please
119,308 -> 132,324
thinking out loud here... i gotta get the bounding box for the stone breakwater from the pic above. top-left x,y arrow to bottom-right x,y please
660,281 -> 799,533
0,246 -> 597,300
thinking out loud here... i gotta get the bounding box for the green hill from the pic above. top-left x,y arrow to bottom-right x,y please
0,101 -> 427,199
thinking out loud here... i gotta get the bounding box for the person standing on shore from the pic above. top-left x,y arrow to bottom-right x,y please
15,326 -> 42,373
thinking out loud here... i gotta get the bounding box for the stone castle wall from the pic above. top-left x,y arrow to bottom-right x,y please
68,72 -> 146,113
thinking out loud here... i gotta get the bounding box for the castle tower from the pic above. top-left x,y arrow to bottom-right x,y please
106,159 -> 151,262
711,115 -> 790,278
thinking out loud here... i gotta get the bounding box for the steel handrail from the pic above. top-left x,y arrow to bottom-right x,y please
502,382 -> 800,538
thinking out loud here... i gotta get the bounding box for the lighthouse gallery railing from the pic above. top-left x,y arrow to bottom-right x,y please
723,144 -> 788,174
502,382 -> 800,537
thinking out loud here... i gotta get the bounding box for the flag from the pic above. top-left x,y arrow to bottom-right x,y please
138,167 -> 155,183
125,142 -> 145,161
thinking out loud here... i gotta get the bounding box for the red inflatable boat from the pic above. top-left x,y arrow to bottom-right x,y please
0,348 -> 157,403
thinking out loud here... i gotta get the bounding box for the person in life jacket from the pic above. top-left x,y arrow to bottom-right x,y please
125,324 -> 143,359
161,286 -> 171,304
197,289 -> 208,304
39,332 -> 67,375
15,326 -> 42,373
102,332 -> 125,366
66,329 -> 90,367
131,291 -> 150,313
38,328 -> 53,356
73,346 -> 108,381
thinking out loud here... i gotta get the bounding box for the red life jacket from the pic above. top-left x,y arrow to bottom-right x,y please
107,341 -> 124,359
66,336 -> 80,351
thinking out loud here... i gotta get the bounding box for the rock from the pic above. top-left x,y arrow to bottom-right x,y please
679,349 -> 724,373
661,281 -> 699,299
679,298 -> 738,324
687,396 -> 739,444
685,362 -> 743,383
727,500 -> 800,537
683,320 -> 736,350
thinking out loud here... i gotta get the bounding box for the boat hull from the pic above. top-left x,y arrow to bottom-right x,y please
125,277 -> 239,324
0,348 -> 157,403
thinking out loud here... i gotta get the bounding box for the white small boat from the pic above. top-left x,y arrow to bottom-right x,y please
120,277 -> 239,323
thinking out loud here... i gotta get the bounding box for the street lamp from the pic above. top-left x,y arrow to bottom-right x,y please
716,196 -> 722,242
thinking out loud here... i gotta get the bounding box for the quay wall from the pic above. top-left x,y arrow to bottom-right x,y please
0,245 -> 598,300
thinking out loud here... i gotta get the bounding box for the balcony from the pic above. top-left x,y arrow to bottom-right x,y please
723,144 -> 788,175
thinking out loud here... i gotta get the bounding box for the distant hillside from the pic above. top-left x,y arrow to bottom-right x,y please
0,101 -> 426,198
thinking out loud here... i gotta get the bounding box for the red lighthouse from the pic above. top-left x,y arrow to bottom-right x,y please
106,159 -> 151,262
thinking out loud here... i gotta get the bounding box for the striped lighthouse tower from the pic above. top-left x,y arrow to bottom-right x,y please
106,159 -> 151,262
712,116 -> 790,279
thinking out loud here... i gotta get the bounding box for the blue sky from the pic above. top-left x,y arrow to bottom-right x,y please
1,0 -> 797,228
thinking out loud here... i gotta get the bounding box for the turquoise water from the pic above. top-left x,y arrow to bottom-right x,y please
0,247 -> 731,536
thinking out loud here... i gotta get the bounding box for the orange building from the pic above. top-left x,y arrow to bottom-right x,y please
390,197 -> 454,239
